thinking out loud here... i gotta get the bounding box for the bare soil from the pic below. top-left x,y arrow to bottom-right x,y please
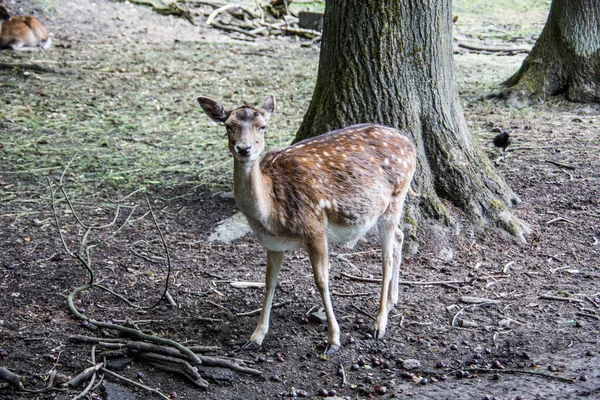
1,1 -> 599,399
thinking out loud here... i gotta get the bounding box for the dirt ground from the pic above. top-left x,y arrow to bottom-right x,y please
1,1 -> 599,399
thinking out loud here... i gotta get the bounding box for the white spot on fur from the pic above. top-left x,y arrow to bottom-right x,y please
383,158 -> 389,166
383,142 -> 388,146
323,151 -> 330,157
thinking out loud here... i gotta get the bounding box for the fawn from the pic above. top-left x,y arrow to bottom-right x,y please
198,94 -> 417,355
0,3 -> 51,51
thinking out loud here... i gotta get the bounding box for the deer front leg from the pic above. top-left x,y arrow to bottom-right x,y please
306,237 -> 340,356
242,250 -> 284,350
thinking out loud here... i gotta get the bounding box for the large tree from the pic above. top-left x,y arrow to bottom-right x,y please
295,0 -> 528,242
503,0 -> 600,102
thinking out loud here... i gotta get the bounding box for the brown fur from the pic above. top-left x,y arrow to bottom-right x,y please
0,5 -> 51,51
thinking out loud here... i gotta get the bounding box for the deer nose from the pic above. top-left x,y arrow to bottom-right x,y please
236,145 -> 252,157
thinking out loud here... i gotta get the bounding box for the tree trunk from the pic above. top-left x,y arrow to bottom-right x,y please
503,0 -> 600,102
295,0 -> 528,243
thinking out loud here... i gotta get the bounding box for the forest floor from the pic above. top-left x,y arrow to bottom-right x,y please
1,1 -> 599,399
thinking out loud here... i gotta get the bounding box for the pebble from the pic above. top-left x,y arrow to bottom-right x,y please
579,374 -> 588,382
375,386 -> 387,395
402,359 -> 421,370
270,374 -> 282,382
318,388 -> 329,397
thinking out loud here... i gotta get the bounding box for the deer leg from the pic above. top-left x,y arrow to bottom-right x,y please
373,217 -> 396,340
242,250 -> 284,350
306,237 -> 340,356
390,227 -> 404,306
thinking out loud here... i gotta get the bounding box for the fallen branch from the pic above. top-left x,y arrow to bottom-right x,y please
457,42 -> 530,54
206,3 -> 258,25
135,352 -> 209,389
0,367 -> 24,390
66,363 -> 103,388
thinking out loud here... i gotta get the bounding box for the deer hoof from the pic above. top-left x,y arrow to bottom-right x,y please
324,343 -> 340,356
373,328 -> 386,340
241,340 -> 261,351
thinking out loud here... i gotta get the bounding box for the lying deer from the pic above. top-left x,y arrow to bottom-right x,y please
198,95 -> 417,355
0,4 -> 51,51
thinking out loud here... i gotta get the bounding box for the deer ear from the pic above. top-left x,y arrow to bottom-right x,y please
197,97 -> 229,123
261,94 -> 275,120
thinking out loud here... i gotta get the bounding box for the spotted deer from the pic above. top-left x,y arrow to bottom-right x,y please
197,94 -> 417,355
0,3 -> 51,51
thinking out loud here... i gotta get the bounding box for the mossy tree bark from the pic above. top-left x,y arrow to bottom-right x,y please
503,0 -> 600,102
295,0 -> 528,242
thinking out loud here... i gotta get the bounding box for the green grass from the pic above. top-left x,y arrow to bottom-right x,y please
0,42 -> 318,202
453,0 -> 549,38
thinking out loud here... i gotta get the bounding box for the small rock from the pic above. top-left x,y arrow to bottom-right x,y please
419,378 -> 428,385
402,359 -> 421,370
579,374 -> 588,382
351,363 -> 360,370
308,308 -> 328,324
318,388 -> 329,397
270,374 -> 282,382
374,386 -> 387,395
297,390 -> 308,398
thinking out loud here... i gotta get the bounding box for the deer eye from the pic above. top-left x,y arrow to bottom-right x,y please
259,126 -> 267,131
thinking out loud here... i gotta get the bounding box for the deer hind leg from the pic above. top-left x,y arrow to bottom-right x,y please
243,250 -> 284,350
373,213 -> 399,340
390,227 -> 404,306
306,236 -> 340,356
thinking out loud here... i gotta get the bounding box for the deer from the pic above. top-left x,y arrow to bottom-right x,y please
197,94 -> 417,355
0,3 -> 51,51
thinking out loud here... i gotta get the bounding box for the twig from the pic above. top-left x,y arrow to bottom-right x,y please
546,216 -> 576,225
339,271 -> 468,286
545,160 -> 577,170
538,294 -> 583,303
211,21 -> 258,38
206,3 -> 257,25
257,20 -> 321,38
576,312 -> 600,321
451,308 -> 464,327
351,304 -> 375,321
462,367 -> 575,383
331,291 -> 375,297
339,364 -> 347,386
100,367 -> 170,400
236,300 -> 291,316
164,291 -> 177,307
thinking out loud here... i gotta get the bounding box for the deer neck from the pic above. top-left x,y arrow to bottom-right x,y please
233,158 -> 273,227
